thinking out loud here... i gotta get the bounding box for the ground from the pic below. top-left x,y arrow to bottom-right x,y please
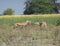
0,24 -> 60,46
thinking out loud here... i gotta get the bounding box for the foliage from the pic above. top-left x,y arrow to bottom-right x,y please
24,0 -> 58,14
3,8 -> 14,15
56,18 -> 60,26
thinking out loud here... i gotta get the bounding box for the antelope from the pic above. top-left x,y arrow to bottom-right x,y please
40,22 -> 47,29
13,20 -> 31,29
34,21 -> 47,29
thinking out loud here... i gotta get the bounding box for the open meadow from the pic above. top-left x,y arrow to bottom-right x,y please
0,14 -> 60,46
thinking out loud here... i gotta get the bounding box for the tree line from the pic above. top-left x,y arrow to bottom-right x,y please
24,0 -> 59,14
1,0 -> 59,15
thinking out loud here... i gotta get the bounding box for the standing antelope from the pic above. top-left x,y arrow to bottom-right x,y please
13,20 -> 31,29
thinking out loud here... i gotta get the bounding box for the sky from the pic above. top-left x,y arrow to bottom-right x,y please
56,0 -> 60,3
0,0 -> 26,15
0,0 -> 60,15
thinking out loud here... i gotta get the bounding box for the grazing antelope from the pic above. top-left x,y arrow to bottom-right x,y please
13,20 -> 31,29
34,21 -> 47,29
40,22 -> 47,29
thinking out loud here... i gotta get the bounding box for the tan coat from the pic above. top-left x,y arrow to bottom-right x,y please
13,20 -> 31,29
34,21 -> 47,29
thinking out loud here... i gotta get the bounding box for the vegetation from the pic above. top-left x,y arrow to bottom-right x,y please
0,14 -> 60,46
0,14 -> 60,25
56,19 -> 60,26
3,8 -> 15,15
24,0 -> 58,14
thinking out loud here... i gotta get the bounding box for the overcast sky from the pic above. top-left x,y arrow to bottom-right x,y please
0,0 -> 60,15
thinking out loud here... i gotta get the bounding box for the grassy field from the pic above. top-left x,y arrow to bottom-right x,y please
0,14 -> 60,25
0,14 -> 60,46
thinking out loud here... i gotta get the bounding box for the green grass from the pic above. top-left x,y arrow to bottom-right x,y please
0,15 -> 60,26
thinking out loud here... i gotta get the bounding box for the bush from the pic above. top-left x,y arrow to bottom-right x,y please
56,19 -> 60,26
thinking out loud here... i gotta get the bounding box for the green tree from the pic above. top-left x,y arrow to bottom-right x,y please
24,0 -> 58,14
3,8 -> 14,15
24,0 -> 34,14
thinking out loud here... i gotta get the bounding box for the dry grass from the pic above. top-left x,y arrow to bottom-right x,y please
0,23 -> 60,46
